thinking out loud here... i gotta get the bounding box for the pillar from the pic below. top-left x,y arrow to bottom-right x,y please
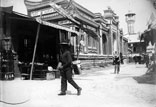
99,25 -> 103,55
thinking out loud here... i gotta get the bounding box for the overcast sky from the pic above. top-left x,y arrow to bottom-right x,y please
1,0 -> 155,34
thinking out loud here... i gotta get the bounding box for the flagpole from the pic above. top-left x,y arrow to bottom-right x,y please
29,13 -> 42,80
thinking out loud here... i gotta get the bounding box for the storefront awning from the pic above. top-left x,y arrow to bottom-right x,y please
2,9 -> 80,36
36,18 -> 79,35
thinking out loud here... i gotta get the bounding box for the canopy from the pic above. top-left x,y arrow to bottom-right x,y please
0,7 -> 79,36
141,29 -> 156,46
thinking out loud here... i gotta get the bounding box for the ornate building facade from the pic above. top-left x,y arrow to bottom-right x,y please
24,0 -> 128,67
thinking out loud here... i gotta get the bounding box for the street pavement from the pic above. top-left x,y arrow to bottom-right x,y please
0,63 -> 156,107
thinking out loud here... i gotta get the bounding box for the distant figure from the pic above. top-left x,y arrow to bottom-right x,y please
133,56 -> 137,64
149,53 -> 156,67
150,53 -> 155,62
113,51 -> 120,74
138,56 -> 141,64
57,42 -> 82,96
144,54 -> 149,68
120,52 -> 124,64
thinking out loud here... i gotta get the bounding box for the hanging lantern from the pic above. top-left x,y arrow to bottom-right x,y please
2,37 -> 11,51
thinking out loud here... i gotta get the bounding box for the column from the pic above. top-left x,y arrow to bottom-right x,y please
84,33 -> 88,54
99,25 -> 103,55
110,30 -> 113,55
117,28 -> 120,54
106,35 -> 109,55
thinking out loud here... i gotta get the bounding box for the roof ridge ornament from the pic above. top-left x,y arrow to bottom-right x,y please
49,1 -> 80,25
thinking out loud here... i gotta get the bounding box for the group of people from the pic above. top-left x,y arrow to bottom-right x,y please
133,54 -> 154,68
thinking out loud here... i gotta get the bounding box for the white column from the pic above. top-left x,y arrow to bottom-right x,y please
83,33 -> 87,53
110,26 -> 113,55
99,25 -> 103,55
117,29 -> 120,54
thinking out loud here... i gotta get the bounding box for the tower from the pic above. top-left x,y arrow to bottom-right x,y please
125,11 -> 136,35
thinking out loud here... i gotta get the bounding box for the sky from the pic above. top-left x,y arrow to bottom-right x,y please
1,0 -> 155,34
73,0 -> 155,34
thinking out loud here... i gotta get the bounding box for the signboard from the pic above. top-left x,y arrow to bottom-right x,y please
30,8 -> 56,17
34,12 -> 59,20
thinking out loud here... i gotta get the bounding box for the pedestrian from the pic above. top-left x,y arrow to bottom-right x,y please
57,42 -> 82,96
120,52 -> 124,64
113,51 -> 120,74
144,54 -> 149,68
133,56 -> 137,64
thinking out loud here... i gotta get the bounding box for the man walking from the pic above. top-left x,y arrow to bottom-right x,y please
57,42 -> 82,96
113,51 -> 120,74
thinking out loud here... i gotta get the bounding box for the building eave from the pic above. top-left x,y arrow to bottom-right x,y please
74,14 -> 99,28
71,0 -> 95,18
24,0 -> 68,11
94,18 -> 108,24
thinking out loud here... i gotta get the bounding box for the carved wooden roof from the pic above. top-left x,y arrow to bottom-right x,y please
24,0 -> 109,31
24,0 -> 68,11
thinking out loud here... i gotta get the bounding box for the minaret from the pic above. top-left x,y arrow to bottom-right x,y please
125,11 -> 136,35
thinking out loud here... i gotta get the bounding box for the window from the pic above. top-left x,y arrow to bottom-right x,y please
88,36 -> 92,47
93,39 -> 96,48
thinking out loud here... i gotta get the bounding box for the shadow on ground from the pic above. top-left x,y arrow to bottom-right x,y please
115,74 -> 135,80
133,73 -> 156,85
80,71 -> 107,77
80,65 -> 114,77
